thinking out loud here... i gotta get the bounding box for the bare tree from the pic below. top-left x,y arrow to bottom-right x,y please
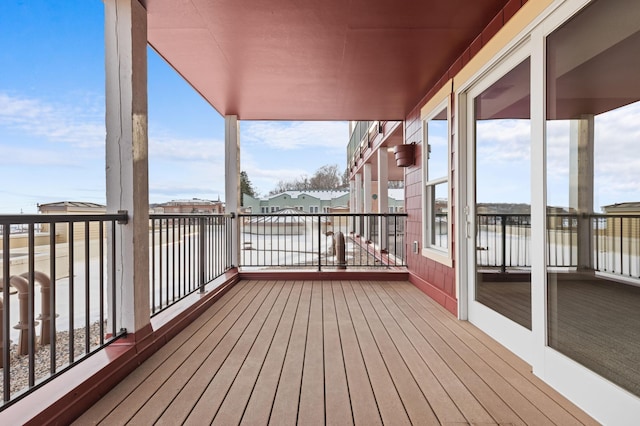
269,164 -> 345,195
309,164 -> 341,189
341,167 -> 350,188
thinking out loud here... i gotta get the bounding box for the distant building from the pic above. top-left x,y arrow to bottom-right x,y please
602,202 -> 640,215
151,198 -> 224,214
38,201 -> 106,214
602,202 -> 640,238
242,189 -> 404,214
38,201 -> 107,242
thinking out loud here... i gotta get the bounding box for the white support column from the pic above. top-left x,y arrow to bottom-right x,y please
349,180 -> 356,213
363,164 -> 372,213
569,115 -> 595,269
354,172 -> 362,235
378,149 -> 389,251
225,116 -> 240,267
363,163 -> 372,240
105,0 -> 150,336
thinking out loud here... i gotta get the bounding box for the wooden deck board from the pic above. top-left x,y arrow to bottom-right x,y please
227,282 -> 303,425
297,281 -> 325,425
380,282 -> 524,424
341,281 -> 411,425
365,281 -> 477,424
322,281 -> 353,426
394,282 -> 598,425
331,282 -> 382,426
268,281 -> 311,426
145,280 -> 279,424
72,287 -> 247,424
76,279 -> 596,426
177,281 -> 289,424
350,281 -> 440,425
211,282 -> 300,426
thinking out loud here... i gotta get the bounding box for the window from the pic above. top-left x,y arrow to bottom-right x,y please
422,101 -> 450,257
545,0 -> 640,397
310,206 -> 319,213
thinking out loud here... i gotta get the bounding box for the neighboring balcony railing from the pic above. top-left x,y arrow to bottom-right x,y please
476,214 -> 532,271
591,214 -> 640,278
238,213 -> 407,270
478,213 -> 640,280
149,214 -> 234,316
347,121 -> 383,169
0,213 -> 127,410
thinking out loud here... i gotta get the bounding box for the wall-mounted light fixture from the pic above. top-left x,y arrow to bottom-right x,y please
393,142 -> 417,167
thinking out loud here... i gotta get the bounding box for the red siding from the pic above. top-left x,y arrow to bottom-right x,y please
404,99 -> 457,317
402,0 -> 526,316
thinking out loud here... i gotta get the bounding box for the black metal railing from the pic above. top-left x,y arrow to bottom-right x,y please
592,214 -> 640,278
149,214 -> 234,316
239,213 -> 406,270
478,213 -> 640,279
0,213 -> 127,410
476,214 -> 532,271
546,213 -> 578,268
433,212 -> 448,249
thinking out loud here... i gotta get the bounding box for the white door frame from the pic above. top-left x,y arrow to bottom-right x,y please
459,41 -> 534,364
455,0 -> 640,422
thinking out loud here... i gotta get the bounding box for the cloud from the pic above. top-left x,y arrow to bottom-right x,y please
0,144 -> 81,167
241,121 -> 348,151
149,134 -> 225,162
476,119 -> 531,163
0,91 -> 105,148
149,182 -> 223,200
541,102 -> 640,207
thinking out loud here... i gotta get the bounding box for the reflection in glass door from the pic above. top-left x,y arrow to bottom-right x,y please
545,0 -> 640,397
473,57 -> 532,329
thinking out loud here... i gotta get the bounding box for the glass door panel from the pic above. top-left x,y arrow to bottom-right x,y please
474,57 -> 532,329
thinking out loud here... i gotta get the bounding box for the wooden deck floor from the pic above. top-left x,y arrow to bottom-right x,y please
75,280 -> 597,425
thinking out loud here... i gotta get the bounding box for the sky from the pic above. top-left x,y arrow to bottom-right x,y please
0,0 -> 348,214
2,1 -> 639,216
476,101 -> 640,211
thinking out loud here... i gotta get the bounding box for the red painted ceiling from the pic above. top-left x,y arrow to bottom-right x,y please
145,0 -> 509,120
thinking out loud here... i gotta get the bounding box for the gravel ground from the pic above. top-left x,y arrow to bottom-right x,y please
0,321 -> 105,402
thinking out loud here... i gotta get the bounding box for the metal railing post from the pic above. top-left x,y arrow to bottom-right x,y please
501,215 -> 507,273
199,216 -> 206,293
317,215 -> 322,271
2,224 -> 9,399
336,231 -> 347,269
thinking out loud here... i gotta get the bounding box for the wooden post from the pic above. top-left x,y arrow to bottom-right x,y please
105,0 -> 151,335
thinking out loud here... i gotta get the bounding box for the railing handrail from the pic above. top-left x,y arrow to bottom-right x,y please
0,213 -> 128,224
476,213 -> 531,218
478,212 -> 640,219
238,212 -> 407,218
149,213 -> 233,219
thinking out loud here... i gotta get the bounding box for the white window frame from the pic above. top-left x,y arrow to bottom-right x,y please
421,97 -> 453,267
